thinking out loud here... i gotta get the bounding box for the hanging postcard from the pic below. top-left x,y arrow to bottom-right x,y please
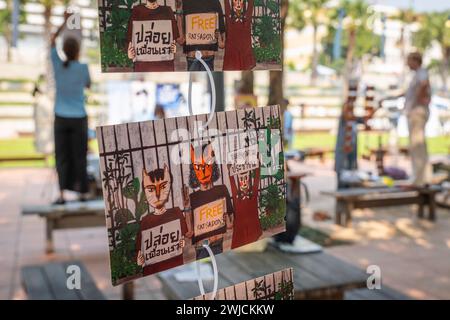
97,0 -> 282,72
193,268 -> 294,300
97,105 -> 286,285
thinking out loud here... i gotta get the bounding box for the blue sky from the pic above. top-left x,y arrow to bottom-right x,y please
368,0 -> 450,12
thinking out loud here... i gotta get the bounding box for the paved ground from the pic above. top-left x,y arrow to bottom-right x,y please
0,167 -> 164,300
289,156 -> 450,300
1,156 -> 449,300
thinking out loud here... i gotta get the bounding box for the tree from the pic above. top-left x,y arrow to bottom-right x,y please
393,8 -> 416,85
268,0 -> 288,114
289,0 -> 329,85
0,0 -> 27,62
412,11 -> 450,92
340,0 -> 371,85
0,0 -> 13,62
321,0 -> 379,88
240,71 -> 254,94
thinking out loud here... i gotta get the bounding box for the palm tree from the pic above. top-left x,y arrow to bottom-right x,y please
340,0 -> 369,85
268,0 -> 288,113
393,8 -> 416,85
413,11 -> 450,93
1,0 -> 27,62
1,0 -> 13,62
289,0 -> 329,86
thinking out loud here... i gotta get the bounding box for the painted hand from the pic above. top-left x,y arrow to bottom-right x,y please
170,41 -> 177,54
185,229 -> 193,238
215,31 -> 225,49
137,250 -> 145,266
127,42 -> 136,60
177,34 -> 186,45
182,185 -> 190,209
226,214 -> 233,230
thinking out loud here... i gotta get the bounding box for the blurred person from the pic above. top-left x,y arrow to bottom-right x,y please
154,104 -> 166,119
381,52 -> 432,186
50,11 -> 91,204
32,74 -> 45,97
283,99 -> 293,150
299,103 -> 306,119
335,98 -> 376,189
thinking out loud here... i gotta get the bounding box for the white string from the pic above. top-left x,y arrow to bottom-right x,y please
188,50 -> 216,131
195,243 -> 219,300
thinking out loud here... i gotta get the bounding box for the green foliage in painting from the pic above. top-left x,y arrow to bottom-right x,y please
253,14 -> 281,64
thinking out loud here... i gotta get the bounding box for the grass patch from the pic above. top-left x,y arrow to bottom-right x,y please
0,78 -> 33,84
0,137 -> 98,168
0,89 -> 31,94
0,137 -> 50,168
299,226 -> 352,247
293,132 -> 449,156
0,101 -> 31,107
0,137 -> 37,156
0,133 -> 447,167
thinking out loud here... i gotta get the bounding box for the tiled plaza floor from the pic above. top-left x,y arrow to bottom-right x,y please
1,157 -> 449,299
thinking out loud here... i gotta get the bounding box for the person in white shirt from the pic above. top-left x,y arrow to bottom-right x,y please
381,52 -> 432,185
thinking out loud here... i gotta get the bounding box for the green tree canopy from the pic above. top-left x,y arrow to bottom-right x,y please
320,0 -> 380,73
412,11 -> 450,91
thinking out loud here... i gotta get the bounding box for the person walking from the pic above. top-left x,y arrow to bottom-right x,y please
50,11 -> 91,204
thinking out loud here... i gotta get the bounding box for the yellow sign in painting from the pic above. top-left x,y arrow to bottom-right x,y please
193,197 -> 226,236
185,12 -> 218,45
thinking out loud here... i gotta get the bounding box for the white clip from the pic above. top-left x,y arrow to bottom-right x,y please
195,243 -> 219,300
188,50 -> 216,132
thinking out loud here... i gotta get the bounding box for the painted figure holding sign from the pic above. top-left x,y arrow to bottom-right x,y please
97,106 -> 286,285
228,157 -> 262,249
223,0 -> 256,70
136,164 -> 191,276
177,0 -> 226,71
98,0 -> 282,72
126,0 -> 180,72
184,142 -> 234,259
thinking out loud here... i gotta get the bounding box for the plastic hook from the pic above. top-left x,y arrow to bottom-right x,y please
195,242 -> 219,300
188,50 -> 216,132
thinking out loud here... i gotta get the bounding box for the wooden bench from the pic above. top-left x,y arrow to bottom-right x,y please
302,148 -> 333,163
285,148 -> 333,163
321,186 -> 441,227
21,261 -> 106,300
158,248 -> 368,300
0,154 -> 49,165
22,200 -> 105,253
367,147 -> 409,160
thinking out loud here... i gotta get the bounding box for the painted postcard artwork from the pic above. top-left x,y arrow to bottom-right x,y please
97,105 -> 286,285
97,0 -> 282,72
193,268 -> 294,300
